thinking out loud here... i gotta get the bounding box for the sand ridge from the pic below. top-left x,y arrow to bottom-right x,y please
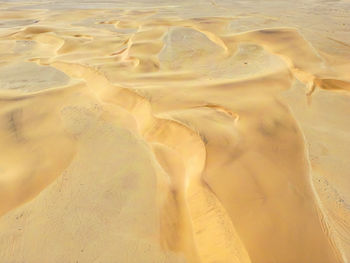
0,2 -> 350,263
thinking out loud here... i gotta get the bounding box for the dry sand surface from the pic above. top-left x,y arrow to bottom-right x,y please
0,0 -> 350,262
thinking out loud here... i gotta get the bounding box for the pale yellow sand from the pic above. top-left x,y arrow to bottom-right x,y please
0,1 -> 349,263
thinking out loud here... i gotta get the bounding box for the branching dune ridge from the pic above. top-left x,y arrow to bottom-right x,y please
0,1 -> 349,262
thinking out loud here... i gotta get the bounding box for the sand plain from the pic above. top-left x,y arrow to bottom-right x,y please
0,0 -> 349,262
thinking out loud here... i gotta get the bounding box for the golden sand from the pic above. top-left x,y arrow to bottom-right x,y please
0,1 -> 349,262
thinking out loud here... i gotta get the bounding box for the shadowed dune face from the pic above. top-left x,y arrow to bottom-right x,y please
0,1 -> 350,263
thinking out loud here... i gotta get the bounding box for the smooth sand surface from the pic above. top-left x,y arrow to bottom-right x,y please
0,1 -> 349,262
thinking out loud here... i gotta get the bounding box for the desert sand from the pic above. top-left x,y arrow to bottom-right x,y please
0,0 -> 349,262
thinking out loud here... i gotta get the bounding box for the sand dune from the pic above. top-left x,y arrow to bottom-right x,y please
0,1 -> 350,262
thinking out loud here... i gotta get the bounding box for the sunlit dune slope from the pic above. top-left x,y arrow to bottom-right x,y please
0,1 -> 350,262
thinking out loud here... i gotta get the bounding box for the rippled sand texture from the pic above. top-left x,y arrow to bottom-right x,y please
0,1 -> 350,262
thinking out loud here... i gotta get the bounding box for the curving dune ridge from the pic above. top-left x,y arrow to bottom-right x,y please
0,1 -> 350,262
